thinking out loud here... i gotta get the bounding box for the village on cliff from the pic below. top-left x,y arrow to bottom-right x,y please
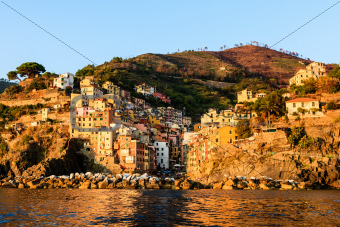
1,59 -> 340,190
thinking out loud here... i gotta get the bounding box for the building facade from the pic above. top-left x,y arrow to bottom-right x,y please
53,72 -> 74,89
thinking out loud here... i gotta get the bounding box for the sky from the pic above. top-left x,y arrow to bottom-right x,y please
0,0 -> 339,80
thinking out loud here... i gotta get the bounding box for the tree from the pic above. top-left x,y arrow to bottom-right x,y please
288,125 -> 305,146
75,65 -> 95,78
16,62 -> 46,79
235,120 -> 252,139
42,72 -> 58,87
111,57 -> 123,63
254,91 -> 286,127
65,86 -> 73,95
326,101 -> 338,110
7,71 -> 21,82
329,65 -> 340,79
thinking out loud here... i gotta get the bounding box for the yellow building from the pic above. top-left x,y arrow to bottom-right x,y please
289,62 -> 326,86
218,125 -> 238,144
102,81 -> 120,96
148,116 -> 160,125
42,108 -> 50,121
89,98 -> 113,111
96,130 -> 115,161
201,109 -> 219,126
80,76 -> 103,97
237,89 -> 258,103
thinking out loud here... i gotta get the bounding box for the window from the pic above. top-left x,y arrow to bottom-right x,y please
161,159 -> 163,163
293,103 -> 296,108
157,153 -> 159,156
301,102 -> 304,107
162,153 -> 164,156
229,130 -> 232,134
161,148 -> 164,151
312,102 -> 315,107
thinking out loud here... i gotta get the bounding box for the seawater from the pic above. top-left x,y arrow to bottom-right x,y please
0,189 -> 340,226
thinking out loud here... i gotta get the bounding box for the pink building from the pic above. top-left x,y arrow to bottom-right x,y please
153,92 -> 171,104
76,107 -> 95,117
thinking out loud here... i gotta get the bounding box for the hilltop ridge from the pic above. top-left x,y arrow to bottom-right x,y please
131,45 -> 311,83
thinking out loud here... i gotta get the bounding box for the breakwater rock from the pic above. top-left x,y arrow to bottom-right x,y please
0,173 -> 338,190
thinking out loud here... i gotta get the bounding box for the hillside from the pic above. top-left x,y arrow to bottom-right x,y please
217,45 -> 311,82
0,79 -> 17,94
132,45 -> 311,83
71,45 -> 311,119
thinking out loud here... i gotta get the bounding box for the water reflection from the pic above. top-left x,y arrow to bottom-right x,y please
0,189 -> 340,226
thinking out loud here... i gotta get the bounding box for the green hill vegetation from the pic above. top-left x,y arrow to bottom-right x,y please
75,45 -> 308,120
0,79 -> 17,94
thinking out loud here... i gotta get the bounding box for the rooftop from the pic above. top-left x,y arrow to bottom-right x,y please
285,98 -> 318,103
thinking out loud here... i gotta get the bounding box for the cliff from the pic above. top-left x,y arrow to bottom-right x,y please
192,117 -> 340,188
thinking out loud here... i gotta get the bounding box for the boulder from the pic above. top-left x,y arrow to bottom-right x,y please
116,182 -> 124,189
174,180 -> 182,186
79,181 -> 91,189
107,183 -> 115,189
237,181 -> 248,189
90,183 -> 98,189
1,182 -> 16,188
224,179 -> 235,187
259,183 -> 270,190
98,179 -> 108,189
130,180 -> 137,188
222,184 -> 233,190
138,179 -> 145,187
27,179 -> 41,188
180,180 -> 192,190
212,181 -> 223,189
145,183 -> 160,189
280,183 -> 293,190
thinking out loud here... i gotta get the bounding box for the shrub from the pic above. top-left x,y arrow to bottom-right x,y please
288,125 -> 306,146
298,135 -> 314,148
326,101 -> 338,110
26,78 -> 47,92
0,137 -> 9,158
235,120 -> 252,139
334,117 -> 340,123
20,135 -> 33,145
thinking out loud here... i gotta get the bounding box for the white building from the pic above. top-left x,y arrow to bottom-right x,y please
53,72 -> 74,89
154,141 -> 170,169
135,83 -> 156,96
285,98 -> 320,115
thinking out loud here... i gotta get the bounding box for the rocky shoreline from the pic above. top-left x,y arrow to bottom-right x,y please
0,172 -> 338,190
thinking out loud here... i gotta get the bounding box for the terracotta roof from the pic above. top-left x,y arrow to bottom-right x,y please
285,98 -> 318,103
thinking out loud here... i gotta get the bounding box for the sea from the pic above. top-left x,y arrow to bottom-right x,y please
0,189 -> 340,226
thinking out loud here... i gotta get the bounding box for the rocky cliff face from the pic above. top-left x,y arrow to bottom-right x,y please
0,138 -> 92,178
193,120 -> 340,188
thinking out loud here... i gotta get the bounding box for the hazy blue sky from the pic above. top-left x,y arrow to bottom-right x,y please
0,1 -> 339,80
